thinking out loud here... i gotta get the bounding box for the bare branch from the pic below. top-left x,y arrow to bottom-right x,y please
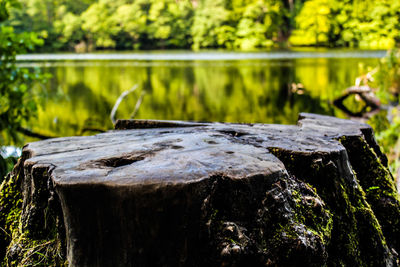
17,127 -> 56,140
110,84 -> 139,124
129,91 -> 146,119
345,86 -> 373,94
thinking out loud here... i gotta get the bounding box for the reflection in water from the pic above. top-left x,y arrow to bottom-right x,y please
20,56 -> 380,145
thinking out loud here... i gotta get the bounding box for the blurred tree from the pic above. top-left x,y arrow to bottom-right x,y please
191,0 -> 234,49
289,0 -> 335,46
290,0 -> 400,48
147,0 -> 193,48
235,0 -> 285,49
54,10 -> 84,50
111,0 -> 150,49
81,0 -> 119,49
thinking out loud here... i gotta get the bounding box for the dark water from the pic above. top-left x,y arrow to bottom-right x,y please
16,50 -> 383,142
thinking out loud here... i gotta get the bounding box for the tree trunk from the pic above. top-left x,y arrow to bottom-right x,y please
1,113 -> 399,266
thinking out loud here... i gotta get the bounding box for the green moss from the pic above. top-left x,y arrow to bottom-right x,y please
290,184 -> 333,244
339,135 -> 400,254
269,145 -> 396,266
5,233 -> 66,266
0,165 -> 67,266
0,172 -> 23,261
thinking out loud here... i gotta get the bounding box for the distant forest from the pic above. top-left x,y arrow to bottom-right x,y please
6,0 -> 400,51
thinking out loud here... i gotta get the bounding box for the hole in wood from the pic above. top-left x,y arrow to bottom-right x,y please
100,155 -> 145,168
218,130 -> 248,138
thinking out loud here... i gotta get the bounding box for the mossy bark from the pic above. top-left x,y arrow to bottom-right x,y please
268,148 -> 395,266
0,155 -> 66,266
340,135 -> 400,256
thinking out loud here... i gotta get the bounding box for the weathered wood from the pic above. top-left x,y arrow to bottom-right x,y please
115,119 -> 207,130
1,113 -> 399,267
333,85 -> 381,118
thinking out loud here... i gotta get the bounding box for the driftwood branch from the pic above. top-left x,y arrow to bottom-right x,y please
129,91 -> 146,119
110,84 -> 139,124
333,85 -> 381,116
333,67 -> 382,119
345,86 -> 373,94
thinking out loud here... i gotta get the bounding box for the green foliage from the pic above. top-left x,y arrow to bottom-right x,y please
290,0 -> 400,48
81,1 -> 118,48
54,10 -> 84,49
290,0 -> 335,46
78,0 -> 194,50
0,1 -> 45,143
191,0 -> 233,49
147,0 -> 193,48
189,0 -> 290,50
5,0 -> 298,50
375,50 -> 400,103
234,0 -> 285,49
366,49 -> 400,180
0,0 -> 48,178
0,153 -> 17,184
7,0 -> 400,50
376,109 -> 400,177
111,0 -> 151,49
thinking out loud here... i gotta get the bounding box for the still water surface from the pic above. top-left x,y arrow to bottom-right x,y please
17,50 -> 384,142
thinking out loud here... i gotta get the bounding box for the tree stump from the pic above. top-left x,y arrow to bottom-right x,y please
1,113 -> 399,266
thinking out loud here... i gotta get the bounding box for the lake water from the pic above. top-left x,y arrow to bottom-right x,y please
16,50 -> 385,143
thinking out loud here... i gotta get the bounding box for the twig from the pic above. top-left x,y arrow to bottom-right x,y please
129,91 -> 146,119
17,127 -> 56,140
110,84 -> 138,124
0,226 -> 11,238
20,240 -> 56,266
21,240 -> 55,252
